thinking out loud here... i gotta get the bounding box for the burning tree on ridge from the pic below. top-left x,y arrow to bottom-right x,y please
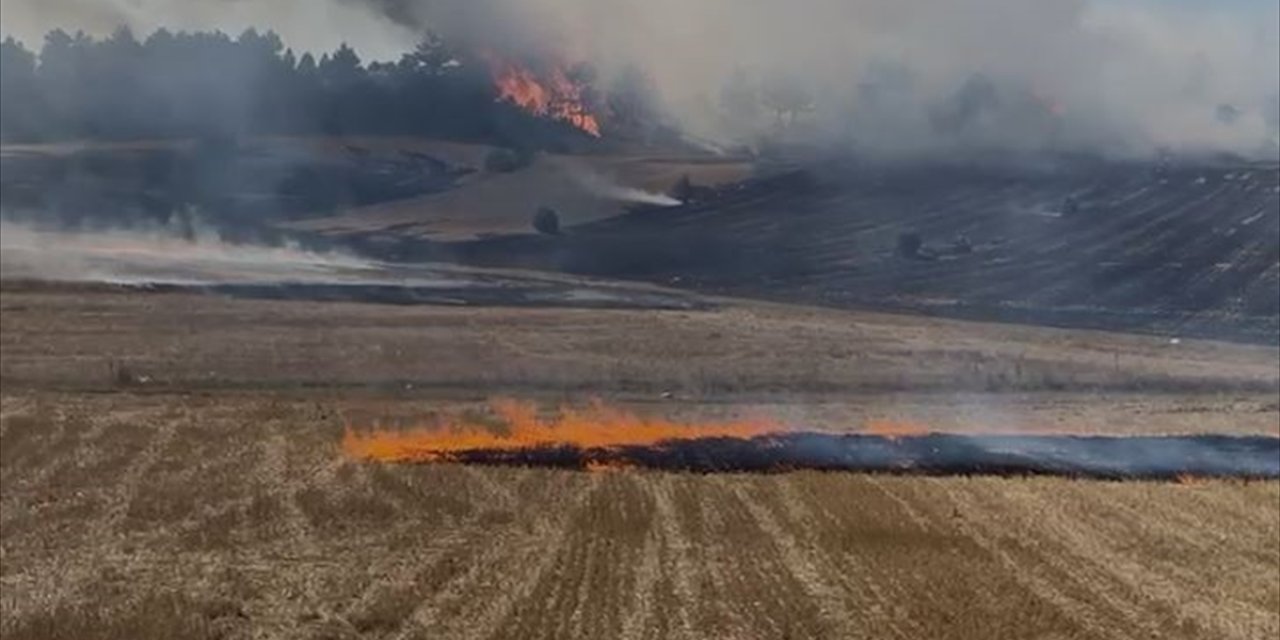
0,28 -> 605,148
483,51 -> 603,137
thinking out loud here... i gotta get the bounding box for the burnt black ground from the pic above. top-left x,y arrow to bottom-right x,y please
435,433 -> 1280,479
434,159 -> 1280,344
193,281 -> 709,310
7,147 -> 1278,342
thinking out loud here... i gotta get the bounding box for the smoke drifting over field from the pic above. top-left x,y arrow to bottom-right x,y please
0,222 -> 712,310
0,221 -> 377,286
563,163 -> 681,207
4,0 -> 1277,157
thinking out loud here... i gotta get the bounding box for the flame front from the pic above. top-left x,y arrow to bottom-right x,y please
485,54 -> 601,137
339,403 -> 1280,479
342,399 -> 778,463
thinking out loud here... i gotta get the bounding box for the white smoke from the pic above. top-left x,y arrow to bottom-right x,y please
561,163 -> 681,207
0,221 -> 381,286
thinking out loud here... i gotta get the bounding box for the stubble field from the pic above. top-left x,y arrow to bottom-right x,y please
1,284 -> 1277,639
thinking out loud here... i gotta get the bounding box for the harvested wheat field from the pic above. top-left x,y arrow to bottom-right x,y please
2,284 -> 1278,639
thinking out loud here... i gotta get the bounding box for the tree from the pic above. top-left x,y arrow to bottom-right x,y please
0,37 -> 41,139
897,232 -> 923,258
37,30 -> 98,137
91,26 -> 147,137
670,174 -> 694,202
297,52 -> 317,76
0,26 -> 593,147
320,43 -> 362,86
533,207 -> 561,235
760,75 -> 813,128
931,73 -> 999,135
400,32 -> 458,77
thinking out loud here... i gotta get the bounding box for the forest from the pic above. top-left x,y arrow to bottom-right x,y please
0,27 -> 627,147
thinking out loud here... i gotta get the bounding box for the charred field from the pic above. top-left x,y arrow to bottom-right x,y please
438,157 -> 1280,344
7,138 -> 1277,346
348,432 -> 1280,479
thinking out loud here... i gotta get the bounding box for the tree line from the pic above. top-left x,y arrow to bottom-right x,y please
0,27 -> 610,146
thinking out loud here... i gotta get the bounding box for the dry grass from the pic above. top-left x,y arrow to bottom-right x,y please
283,147 -> 752,240
2,285 -> 1276,400
1,135 -> 752,242
1,285 -> 1278,638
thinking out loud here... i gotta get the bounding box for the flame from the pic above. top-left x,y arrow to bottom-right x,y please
340,406 -> 1280,479
342,399 -> 779,463
484,53 -> 601,137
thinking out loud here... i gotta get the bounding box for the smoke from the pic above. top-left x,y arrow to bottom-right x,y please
0,220 -> 379,286
342,0 -> 1280,158
3,0 -> 1278,158
560,162 -> 681,207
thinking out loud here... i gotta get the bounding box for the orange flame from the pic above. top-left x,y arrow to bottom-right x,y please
342,399 -> 779,463
484,53 -> 601,137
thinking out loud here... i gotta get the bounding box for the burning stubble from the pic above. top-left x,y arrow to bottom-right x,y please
342,398 -> 781,463
342,399 -> 1280,479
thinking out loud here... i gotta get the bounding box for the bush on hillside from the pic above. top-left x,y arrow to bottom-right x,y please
533,207 -> 561,235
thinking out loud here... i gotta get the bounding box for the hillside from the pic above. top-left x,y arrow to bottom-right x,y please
445,159 -> 1280,343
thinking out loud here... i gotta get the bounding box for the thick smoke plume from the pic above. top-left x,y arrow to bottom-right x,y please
3,0 -> 1278,157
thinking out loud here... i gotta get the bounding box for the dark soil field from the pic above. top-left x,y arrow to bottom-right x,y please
448,160 -> 1280,343
7,137 -> 1273,343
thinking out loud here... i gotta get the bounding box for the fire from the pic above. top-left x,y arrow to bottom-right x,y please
484,53 -> 601,137
342,399 -> 779,464
341,405 -> 1280,479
